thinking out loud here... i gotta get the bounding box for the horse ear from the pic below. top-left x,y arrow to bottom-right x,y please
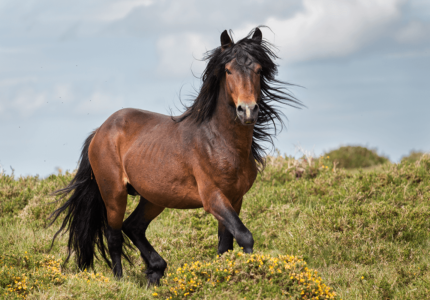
252,28 -> 263,43
220,30 -> 232,50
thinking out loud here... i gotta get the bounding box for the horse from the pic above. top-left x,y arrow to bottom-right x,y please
49,27 -> 300,285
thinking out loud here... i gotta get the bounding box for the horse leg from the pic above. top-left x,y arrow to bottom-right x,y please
217,198 -> 243,255
92,166 -> 128,279
105,225 -> 125,279
123,197 -> 166,286
203,191 -> 253,253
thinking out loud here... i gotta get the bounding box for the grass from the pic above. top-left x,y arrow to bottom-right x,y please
0,153 -> 429,299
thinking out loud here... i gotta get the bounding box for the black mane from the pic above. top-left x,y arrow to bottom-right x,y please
174,27 -> 302,169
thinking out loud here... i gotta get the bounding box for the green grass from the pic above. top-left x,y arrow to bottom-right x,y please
0,154 -> 429,299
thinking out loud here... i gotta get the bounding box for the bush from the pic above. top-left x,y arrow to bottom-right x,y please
156,250 -> 340,299
324,146 -> 389,169
401,150 -> 427,164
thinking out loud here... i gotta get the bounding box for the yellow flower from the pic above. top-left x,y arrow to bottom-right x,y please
152,292 -> 158,296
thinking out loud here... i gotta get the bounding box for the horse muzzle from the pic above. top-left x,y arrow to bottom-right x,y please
236,102 -> 259,125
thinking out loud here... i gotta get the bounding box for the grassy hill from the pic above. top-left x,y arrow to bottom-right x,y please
1,153 -> 429,299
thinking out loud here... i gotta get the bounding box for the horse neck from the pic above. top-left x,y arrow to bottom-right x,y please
208,85 -> 254,159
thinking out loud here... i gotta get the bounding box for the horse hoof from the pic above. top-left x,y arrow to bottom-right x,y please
146,270 -> 164,286
243,247 -> 253,254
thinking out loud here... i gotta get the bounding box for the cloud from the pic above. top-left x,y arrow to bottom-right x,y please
152,0 -> 408,75
250,0 -> 405,64
0,77 -> 37,88
0,80 -> 123,117
75,90 -> 124,115
0,0 -> 412,75
94,0 -> 154,22
395,21 -> 430,43
156,33 -> 209,78
11,88 -> 47,117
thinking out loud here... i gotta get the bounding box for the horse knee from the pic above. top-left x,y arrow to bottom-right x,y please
236,230 -> 254,253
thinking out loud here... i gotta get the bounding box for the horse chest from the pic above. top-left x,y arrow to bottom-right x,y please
211,157 -> 257,198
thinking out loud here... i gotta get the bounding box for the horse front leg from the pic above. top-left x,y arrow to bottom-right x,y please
217,197 -> 243,255
204,191 -> 253,253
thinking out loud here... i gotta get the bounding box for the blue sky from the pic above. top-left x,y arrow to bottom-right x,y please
1,0 -> 429,177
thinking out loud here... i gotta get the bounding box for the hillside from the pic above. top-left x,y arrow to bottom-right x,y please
0,154 -> 429,299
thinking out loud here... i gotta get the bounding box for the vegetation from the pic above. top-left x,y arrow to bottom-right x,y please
0,153 -> 429,299
401,151 -> 427,164
324,146 -> 389,169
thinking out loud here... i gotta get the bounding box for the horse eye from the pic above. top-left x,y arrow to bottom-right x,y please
257,69 -> 262,75
225,69 -> 232,75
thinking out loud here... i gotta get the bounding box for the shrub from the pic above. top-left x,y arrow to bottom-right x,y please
401,150 -> 427,164
324,146 -> 389,169
156,250 -> 340,299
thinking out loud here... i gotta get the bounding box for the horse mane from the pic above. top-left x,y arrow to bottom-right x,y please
174,27 -> 302,170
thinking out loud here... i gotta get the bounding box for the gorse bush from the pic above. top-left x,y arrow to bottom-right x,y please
323,145 -> 389,169
1,154 -> 430,299
0,254 -> 66,299
156,250 -> 339,299
0,253 -> 112,299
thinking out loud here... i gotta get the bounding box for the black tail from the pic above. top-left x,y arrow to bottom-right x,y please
49,130 -> 131,270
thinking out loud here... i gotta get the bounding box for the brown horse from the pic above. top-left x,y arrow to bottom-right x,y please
50,27 -> 300,285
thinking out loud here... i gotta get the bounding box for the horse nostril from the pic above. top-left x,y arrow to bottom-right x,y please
253,104 -> 259,112
237,105 -> 244,113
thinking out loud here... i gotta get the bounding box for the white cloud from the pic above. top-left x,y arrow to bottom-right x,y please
153,0 -> 408,75
75,90 -> 124,115
0,77 -> 37,88
0,82 -> 74,117
11,88 -> 47,117
237,0 -> 405,64
156,33 -> 209,78
94,0 -> 154,21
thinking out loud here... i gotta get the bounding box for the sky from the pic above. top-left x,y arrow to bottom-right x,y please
0,0 -> 429,177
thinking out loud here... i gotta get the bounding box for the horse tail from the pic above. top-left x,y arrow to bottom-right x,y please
49,129 -> 112,270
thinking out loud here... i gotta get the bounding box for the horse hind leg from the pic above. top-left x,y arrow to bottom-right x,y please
92,167 -> 129,279
105,226 -> 125,278
123,196 -> 166,286
218,222 -> 234,255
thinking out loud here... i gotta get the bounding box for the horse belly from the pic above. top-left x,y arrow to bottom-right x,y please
138,176 -> 202,209
125,153 -> 202,209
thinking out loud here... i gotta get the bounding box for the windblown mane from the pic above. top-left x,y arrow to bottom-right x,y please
174,27 -> 302,169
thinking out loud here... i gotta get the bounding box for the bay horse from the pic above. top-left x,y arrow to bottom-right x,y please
50,27 -> 300,285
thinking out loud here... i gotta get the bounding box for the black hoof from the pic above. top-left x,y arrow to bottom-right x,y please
243,247 -> 253,254
145,269 -> 164,286
112,263 -> 123,280
113,270 -> 123,280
